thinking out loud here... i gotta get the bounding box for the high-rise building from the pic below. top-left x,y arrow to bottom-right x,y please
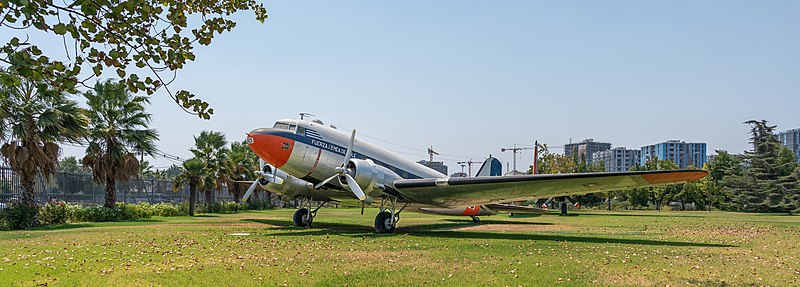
640,140 -> 707,169
592,147 -> 641,172
776,128 -> 800,162
417,160 -> 448,175
564,139 -> 612,165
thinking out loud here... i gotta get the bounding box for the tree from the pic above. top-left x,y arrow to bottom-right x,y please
190,131 -> 227,203
81,80 -> 158,208
729,120 -> 798,212
225,140 -> 259,203
628,156 -> 680,210
173,158 -> 209,216
0,0 -> 267,119
58,156 -> 88,173
0,70 -> 87,212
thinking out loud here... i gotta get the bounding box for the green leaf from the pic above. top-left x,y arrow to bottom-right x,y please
53,23 -> 67,35
116,69 -> 126,78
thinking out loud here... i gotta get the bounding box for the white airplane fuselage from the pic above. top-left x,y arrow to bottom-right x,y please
247,119 -> 445,205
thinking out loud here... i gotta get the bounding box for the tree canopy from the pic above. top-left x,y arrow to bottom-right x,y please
0,0 -> 267,119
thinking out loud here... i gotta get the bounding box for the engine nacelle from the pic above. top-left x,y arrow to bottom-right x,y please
261,164 -> 288,185
261,175 -> 314,198
338,159 -> 401,195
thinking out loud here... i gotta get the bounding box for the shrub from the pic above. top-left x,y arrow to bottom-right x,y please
39,201 -> 68,225
0,203 -> 39,230
115,202 -> 153,220
247,198 -> 272,210
176,202 -> 190,216
152,203 -> 186,217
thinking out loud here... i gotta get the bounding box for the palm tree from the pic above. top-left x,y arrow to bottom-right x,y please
173,158 -> 210,216
0,70 -> 87,212
81,80 -> 159,208
226,140 -> 259,203
190,131 -> 228,203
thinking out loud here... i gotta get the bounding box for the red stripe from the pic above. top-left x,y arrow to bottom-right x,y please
461,206 -> 481,216
305,149 -> 322,178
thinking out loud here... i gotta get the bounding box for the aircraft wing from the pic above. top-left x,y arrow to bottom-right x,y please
392,170 -> 707,207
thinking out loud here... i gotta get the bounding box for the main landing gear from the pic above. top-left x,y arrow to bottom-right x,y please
470,216 -> 481,224
293,196 -> 325,228
375,197 -> 407,234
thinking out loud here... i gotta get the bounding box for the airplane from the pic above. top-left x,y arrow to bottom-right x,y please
241,117 -> 708,233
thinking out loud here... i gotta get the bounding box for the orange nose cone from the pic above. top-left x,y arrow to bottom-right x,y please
247,131 -> 294,168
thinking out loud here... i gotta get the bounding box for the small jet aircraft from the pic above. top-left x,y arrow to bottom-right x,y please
241,117 -> 708,233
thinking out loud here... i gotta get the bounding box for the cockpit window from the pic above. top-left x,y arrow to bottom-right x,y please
273,122 -> 298,133
273,122 -> 290,130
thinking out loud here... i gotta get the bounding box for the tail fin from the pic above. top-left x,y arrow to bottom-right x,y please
475,156 -> 502,176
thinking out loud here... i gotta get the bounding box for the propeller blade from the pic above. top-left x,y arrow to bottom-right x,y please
344,174 -> 366,201
314,174 -> 337,189
259,159 -> 265,172
242,180 -> 259,202
342,129 -> 356,165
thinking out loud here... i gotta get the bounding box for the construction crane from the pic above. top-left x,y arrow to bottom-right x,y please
501,144 -> 533,173
427,146 -> 439,167
457,159 -> 482,177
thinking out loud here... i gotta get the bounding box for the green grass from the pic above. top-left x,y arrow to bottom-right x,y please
1,208 -> 798,286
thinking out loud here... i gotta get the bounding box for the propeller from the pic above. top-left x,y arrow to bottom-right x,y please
242,159 -> 283,202
314,129 -> 366,201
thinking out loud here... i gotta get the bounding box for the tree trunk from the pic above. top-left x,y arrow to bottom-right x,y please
680,197 -> 686,210
20,172 -> 37,207
232,182 -> 240,203
104,176 -> 116,208
655,200 -> 661,211
205,189 -> 213,203
189,181 -> 196,216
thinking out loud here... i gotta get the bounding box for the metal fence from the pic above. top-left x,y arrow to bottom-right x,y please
0,166 -> 236,206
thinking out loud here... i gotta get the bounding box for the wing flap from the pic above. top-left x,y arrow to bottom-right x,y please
392,170 -> 707,207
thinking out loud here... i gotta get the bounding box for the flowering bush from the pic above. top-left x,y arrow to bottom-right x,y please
39,201 -> 68,225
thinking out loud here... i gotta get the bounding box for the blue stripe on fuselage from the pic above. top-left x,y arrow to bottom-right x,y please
264,130 -> 423,179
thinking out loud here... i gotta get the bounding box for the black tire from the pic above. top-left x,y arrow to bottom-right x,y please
293,208 -> 312,227
560,202 -> 568,215
471,216 -> 481,224
374,212 -> 396,234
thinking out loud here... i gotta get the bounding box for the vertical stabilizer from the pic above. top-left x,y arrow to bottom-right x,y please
475,156 -> 502,176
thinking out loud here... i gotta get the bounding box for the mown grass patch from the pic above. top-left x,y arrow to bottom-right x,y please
0,208 -> 798,286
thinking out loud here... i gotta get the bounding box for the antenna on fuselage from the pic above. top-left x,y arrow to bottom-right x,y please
299,113 -> 315,120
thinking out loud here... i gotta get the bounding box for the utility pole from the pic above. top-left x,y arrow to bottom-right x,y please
532,141 -> 539,175
457,159 -> 481,177
501,144 -> 533,173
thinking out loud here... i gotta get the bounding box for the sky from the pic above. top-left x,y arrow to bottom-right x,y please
3,1 -> 800,173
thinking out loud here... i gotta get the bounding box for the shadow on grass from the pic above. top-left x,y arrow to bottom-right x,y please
242,218 -> 732,247
575,212 -> 702,218
30,223 -> 96,230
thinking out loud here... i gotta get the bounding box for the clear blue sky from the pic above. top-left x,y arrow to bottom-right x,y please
5,1 -> 800,172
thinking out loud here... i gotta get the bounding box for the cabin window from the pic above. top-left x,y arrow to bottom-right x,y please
289,124 -> 297,132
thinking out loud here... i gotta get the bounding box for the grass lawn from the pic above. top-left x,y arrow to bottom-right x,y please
1,208 -> 798,286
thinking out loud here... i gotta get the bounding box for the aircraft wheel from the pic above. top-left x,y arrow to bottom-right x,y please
293,208 -> 313,227
374,212 -> 396,234
471,216 -> 481,224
